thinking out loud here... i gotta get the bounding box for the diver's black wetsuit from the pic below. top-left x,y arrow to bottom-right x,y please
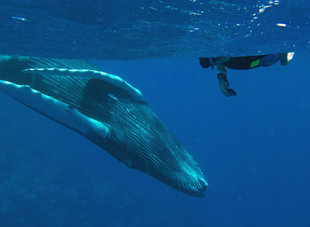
199,55 -> 269,70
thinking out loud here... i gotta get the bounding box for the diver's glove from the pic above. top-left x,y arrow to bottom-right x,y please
217,73 -> 237,97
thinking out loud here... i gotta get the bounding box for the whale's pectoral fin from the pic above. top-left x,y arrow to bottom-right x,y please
21,67 -> 144,103
0,79 -> 111,142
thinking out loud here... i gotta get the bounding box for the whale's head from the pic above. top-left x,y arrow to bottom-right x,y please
91,85 -> 208,197
104,108 -> 208,197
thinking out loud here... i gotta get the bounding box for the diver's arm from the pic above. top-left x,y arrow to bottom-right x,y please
215,56 -> 230,65
216,63 -> 227,76
216,63 -> 237,97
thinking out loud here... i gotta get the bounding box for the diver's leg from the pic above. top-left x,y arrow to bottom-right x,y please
216,64 -> 237,97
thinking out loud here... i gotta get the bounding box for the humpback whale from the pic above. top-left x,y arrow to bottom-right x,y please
0,55 -> 208,197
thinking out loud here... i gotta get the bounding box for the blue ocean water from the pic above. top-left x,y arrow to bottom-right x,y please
0,1 -> 310,227
0,0 -> 310,58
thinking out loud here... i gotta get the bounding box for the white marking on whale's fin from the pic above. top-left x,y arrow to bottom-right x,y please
0,80 -> 110,140
21,68 -> 144,102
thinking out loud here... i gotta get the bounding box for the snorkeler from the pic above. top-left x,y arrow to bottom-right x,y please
199,52 -> 295,97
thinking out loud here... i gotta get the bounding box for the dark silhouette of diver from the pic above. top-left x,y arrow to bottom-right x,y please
199,52 -> 295,97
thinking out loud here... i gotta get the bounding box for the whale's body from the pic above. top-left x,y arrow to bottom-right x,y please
0,55 -> 207,197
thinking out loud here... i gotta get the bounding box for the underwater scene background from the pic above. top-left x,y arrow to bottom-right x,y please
0,0 -> 310,226
0,55 -> 309,226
